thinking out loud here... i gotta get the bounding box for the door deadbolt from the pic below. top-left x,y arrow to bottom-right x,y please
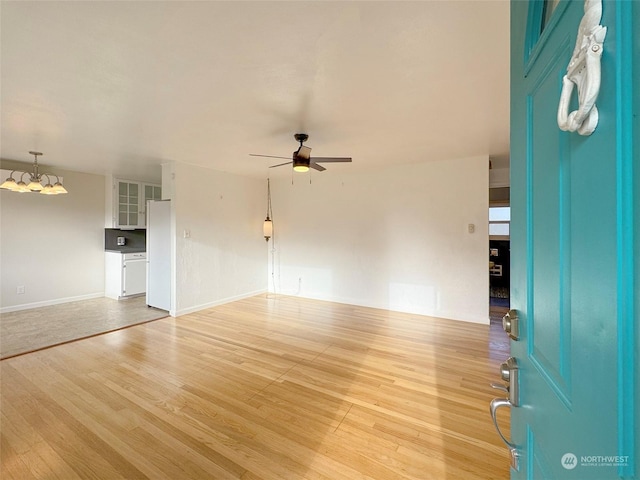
502,309 -> 519,340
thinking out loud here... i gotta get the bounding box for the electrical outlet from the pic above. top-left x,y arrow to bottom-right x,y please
17,285 -> 25,295
468,223 -> 475,234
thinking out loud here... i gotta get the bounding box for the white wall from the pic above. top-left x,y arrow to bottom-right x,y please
171,162 -> 267,316
0,155 -> 489,324
270,156 -> 490,324
0,161 -> 106,312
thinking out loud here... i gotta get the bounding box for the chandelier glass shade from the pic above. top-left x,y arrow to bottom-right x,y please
0,152 -> 67,195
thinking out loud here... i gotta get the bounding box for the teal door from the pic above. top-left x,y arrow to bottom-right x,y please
508,0 -> 638,478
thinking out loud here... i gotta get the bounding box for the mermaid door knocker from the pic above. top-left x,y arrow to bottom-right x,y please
557,0 -> 607,136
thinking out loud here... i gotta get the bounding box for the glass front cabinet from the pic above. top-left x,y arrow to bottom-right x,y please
115,179 -> 161,228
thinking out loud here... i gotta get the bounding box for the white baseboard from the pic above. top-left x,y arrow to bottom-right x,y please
173,289 -> 267,317
0,292 -> 105,314
275,291 -> 490,325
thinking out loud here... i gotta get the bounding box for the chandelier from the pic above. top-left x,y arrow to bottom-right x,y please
0,151 -> 68,195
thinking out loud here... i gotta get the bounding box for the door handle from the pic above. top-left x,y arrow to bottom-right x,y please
489,357 -> 519,446
502,309 -> 519,340
489,357 -> 521,471
490,397 -> 515,449
490,397 -> 521,471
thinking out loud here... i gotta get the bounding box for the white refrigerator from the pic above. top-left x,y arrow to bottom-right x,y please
146,200 -> 172,311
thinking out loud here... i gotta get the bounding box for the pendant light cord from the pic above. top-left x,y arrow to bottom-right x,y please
266,177 -> 277,299
266,178 -> 273,220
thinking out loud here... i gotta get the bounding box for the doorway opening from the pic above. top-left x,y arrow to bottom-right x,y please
489,188 -> 510,318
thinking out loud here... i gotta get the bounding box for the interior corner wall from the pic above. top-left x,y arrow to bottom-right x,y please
172,162 -> 267,316
0,162 -> 106,312
270,156 -> 490,324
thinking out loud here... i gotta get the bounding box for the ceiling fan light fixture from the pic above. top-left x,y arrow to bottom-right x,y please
252,134 -> 352,173
293,157 -> 310,173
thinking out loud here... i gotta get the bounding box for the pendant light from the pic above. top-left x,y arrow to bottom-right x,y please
0,151 -> 68,195
263,178 -> 273,241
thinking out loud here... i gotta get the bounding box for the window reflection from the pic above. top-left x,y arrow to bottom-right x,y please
542,0 -> 560,32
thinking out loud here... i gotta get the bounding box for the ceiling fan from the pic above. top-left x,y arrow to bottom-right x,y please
250,133 -> 352,172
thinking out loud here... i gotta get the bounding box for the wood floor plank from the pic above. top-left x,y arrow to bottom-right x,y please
1,406 -> 83,480
1,295 -> 510,479
1,363 -> 146,479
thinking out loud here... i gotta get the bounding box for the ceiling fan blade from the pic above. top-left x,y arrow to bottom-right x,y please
309,162 -> 326,172
296,145 -> 312,160
269,161 -> 293,168
310,157 -> 352,163
250,154 -> 291,160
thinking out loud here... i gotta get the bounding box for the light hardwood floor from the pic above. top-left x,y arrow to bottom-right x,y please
1,295 -> 511,479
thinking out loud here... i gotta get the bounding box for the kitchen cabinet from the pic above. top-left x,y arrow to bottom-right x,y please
114,179 -> 161,228
105,252 -> 147,299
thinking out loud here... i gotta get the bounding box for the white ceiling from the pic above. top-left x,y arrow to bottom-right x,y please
1,1 -> 510,182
